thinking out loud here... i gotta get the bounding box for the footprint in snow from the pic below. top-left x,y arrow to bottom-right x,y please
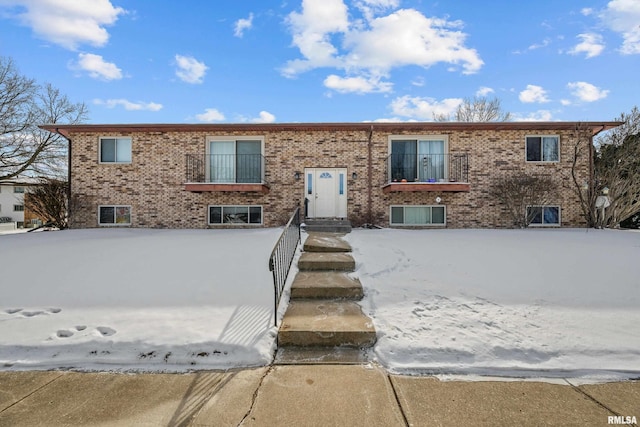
48,308 -> 62,314
97,326 -> 116,337
22,311 -> 44,317
5,308 -> 23,314
56,330 -> 74,338
75,325 -> 87,331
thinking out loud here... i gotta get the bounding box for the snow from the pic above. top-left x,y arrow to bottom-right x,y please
1,227 -> 639,382
0,228 -> 282,371
345,228 -> 640,381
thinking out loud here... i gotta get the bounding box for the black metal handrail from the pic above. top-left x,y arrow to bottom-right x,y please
185,154 -> 267,184
385,153 -> 469,183
268,207 -> 301,327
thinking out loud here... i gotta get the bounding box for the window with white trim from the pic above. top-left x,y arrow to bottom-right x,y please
209,205 -> 262,225
207,137 -> 264,183
390,205 -> 446,226
526,136 -> 559,162
99,205 -> 131,225
100,137 -> 132,163
14,186 -> 25,193
14,204 -> 24,212
527,205 -> 560,226
389,136 -> 447,182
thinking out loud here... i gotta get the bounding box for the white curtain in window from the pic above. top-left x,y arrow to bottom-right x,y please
418,140 -> 445,180
210,141 -> 235,182
542,137 -> 558,161
116,138 -> 132,163
404,207 -> 430,224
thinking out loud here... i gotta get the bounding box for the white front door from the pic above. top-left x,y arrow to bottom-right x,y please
305,168 -> 347,218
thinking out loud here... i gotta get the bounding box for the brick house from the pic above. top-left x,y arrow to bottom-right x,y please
41,122 -> 619,229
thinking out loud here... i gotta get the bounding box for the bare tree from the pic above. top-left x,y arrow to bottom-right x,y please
434,96 -> 512,122
593,107 -> 640,227
489,173 -> 558,228
0,57 -> 87,181
23,178 -> 68,229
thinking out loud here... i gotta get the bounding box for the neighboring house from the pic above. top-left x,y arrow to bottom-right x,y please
41,122 -> 620,229
0,178 -> 40,228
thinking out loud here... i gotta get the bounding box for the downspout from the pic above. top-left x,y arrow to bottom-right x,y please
57,128 -> 72,228
367,125 -> 373,225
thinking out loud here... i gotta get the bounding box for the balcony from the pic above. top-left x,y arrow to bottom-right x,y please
184,154 -> 269,193
383,153 -> 470,193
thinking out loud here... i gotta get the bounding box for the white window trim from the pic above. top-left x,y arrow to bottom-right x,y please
98,205 -> 132,226
389,205 -> 447,227
388,135 -> 449,182
525,135 -> 560,163
99,136 -> 132,164
208,205 -> 263,226
205,136 -> 265,184
527,205 -> 561,227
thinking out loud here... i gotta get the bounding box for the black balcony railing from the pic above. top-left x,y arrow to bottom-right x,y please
186,154 -> 266,184
386,153 -> 469,183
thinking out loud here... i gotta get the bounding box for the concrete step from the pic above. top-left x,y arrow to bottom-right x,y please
304,219 -> 352,233
303,233 -> 351,253
291,272 -> 363,300
298,252 -> 355,272
278,300 -> 377,348
274,346 -> 370,365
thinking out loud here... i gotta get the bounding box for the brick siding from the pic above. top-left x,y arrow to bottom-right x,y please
67,125 -> 593,229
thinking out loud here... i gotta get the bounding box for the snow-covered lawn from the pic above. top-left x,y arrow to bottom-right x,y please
1,227 -> 639,381
0,228 -> 282,371
346,228 -> 640,381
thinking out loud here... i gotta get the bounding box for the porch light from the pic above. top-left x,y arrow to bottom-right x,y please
294,171 -> 301,180
352,172 -> 357,180
602,187 -> 609,195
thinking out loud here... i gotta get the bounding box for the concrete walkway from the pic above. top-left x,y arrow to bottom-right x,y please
1,366 -> 638,426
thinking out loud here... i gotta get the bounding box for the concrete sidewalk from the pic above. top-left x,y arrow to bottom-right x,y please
1,365 -> 638,426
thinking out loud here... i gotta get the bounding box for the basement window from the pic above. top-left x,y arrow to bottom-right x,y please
209,205 -> 262,225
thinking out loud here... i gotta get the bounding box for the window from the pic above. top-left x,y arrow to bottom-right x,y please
390,205 -> 446,226
208,137 -> 263,183
209,205 -> 262,225
390,137 -> 447,182
99,205 -> 131,225
100,137 -> 132,163
14,204 -> 24,212
14,186 -> 25,193
527,206 -> 560,226
526,136 -> 559,162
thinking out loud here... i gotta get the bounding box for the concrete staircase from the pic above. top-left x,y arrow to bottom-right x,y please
303,218 -> 352,233
275,232 -> 376,364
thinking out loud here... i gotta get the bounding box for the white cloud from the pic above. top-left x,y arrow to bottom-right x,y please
93,98 -> 162,111
581,8 -> 594,16
234,13 -> 254,38
600,0 -> 640,54
0,0 -> 125,50
476,86 -> 494,97
519,85 -> 549,103
196,108 -> 225,122
73,53 -> 122,80
513,110 -> 554,122
560,99 -> 572,106
567,81 -> 609,102
174,55 -> 208,84
568,33 -> 605,58
324,74 -> 393,93
283,1 -> 483,93
251,111 -> 276,123
389,95 -> 462,120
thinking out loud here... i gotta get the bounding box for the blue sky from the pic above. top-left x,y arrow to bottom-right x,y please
1,0 -> 638,124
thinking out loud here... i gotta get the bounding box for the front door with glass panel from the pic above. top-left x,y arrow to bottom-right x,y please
304,168 -> 347,218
